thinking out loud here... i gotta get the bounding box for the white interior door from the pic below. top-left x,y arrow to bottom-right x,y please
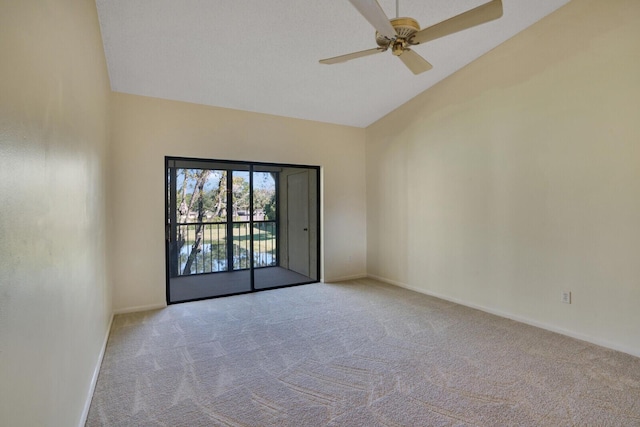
287,171 -> 309,276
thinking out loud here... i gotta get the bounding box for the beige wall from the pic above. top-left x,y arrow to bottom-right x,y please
0,0 -> 112,425
366,0 -> 640,356
109,93 -> 366,311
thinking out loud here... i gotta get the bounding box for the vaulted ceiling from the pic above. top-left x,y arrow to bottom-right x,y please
96,0 -> 570,128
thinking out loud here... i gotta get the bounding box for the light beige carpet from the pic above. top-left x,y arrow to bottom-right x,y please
87,279 -> 640,426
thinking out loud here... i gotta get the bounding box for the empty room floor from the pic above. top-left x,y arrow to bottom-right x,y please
87,279 -> 640,426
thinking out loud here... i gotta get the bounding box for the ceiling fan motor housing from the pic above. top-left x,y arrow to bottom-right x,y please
375,17 -> 420,47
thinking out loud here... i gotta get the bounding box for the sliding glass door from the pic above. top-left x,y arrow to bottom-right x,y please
166,158 -> 319,303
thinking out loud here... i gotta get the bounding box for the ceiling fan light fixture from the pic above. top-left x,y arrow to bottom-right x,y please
392,40 -> 405,56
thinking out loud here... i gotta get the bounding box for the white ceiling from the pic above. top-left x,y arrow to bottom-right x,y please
96,0 -> 570,128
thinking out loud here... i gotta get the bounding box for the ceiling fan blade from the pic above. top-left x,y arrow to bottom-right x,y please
348,0 -> 397,39
399,49 -> 433,75
410,0 -> 503,45
319,47 -> 386,65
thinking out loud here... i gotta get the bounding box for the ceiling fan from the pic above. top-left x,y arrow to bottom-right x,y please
320,0 -> 503,74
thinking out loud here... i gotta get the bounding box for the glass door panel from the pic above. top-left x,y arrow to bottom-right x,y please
167,161 -> 251,302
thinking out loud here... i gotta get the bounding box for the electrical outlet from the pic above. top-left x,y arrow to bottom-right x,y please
561,291 -> 571,304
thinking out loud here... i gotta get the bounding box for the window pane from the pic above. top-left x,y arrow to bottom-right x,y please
232,171 -> 250,221
176,169 -> 227,223
174,169 -> 227,276
252,172 -> 276,221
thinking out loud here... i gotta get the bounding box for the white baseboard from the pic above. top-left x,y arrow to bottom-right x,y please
366,274 -> 408,289
368,274 -> 640,359
324,273 -> 368,283
114,303 -> 167,315
79,312 -> 114,427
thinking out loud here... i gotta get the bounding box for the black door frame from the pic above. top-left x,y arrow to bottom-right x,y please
165,156 -> 321,304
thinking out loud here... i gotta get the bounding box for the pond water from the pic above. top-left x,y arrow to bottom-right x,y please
178,243 -> 275,275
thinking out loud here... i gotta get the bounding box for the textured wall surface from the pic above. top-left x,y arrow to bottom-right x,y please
0,0 -> 112,425
366,0 -> 640,356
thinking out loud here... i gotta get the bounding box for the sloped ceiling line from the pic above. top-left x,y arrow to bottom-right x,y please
96,0 -> 570,128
